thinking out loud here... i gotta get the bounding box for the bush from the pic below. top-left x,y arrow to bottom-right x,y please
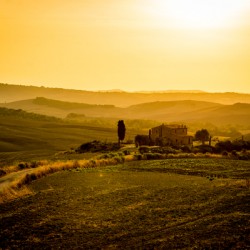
215,140 -> 233,153
29,173 -> 37,181
231,150 -> 238,156
238,155 -> 250,160
222,151 -> 228,156
151,146 -> 175,154
30,161 -> 41,168
187,153 -> 196,158
192,147 -> 200,154
134,154 -> 143,160
114,156 -> 125,163
144,153 -> 163,160
215,140 -> 250,153
72,160 -> 81,169
166,153 -> 175,159
196,145 -> 215,154
18,162 -> 29,170
123,150 -> 130,155
180,145 -> 192,153
135,135 -> 150,147
0,169 -> 6,177
97,154 -> 108,159
76,141 -> 120,153
139,146 -> 151,154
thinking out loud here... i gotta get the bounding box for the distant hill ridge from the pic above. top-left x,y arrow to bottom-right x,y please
1,83 -> 250,106
1,97 -> 250,126
33,97 -> 115,110
0,107 -> 61,122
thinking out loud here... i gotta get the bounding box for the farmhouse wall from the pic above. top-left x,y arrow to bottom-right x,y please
150,124 -> 193,146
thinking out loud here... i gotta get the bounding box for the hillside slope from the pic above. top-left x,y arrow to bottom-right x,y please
1,98 -> 122,118
1,98 -> 249,126
0,108 -> 131,165
1,83 -> 250,106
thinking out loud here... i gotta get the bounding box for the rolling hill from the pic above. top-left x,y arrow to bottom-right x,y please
0,108 -> 139,166
1,97 -> 249,126
1,83 -> 250,107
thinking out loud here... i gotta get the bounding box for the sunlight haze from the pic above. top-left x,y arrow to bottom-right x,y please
0,0 -> 250,93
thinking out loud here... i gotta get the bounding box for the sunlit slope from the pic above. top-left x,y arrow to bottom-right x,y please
1,83 -> 250,106
129,101 -> 250,125
1,98 -> 122,118
127,100 -> 223,120
1,98 -> 249,126
0,108 -> 120,165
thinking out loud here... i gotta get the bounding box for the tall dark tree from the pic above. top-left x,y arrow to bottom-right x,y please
195,129 -> 210,145
118,120 -> 126,146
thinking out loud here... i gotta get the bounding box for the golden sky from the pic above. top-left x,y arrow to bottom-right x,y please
0,0 -> 250,93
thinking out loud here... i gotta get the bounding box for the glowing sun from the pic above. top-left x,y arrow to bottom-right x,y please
146,0 -> 248,29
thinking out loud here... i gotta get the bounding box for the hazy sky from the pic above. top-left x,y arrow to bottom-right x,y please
0,0 -> 250,93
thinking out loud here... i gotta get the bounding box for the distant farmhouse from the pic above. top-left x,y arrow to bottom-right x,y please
149,124 -> 193,146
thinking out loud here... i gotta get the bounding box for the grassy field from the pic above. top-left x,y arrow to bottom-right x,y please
0,158 -> 249,249
0,113 -> 140,166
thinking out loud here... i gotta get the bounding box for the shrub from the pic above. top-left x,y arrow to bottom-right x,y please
187,153 -> 195,158
195,145 -> 215,154
134,154 -> 143,160
76,141 -> 120,153
192,147 -> 200,154
222,151 -> 228,156
139,146 -> 151,154
89,159 -> 96,168
113,156 -> 125,163
29,173 -> 37,181
97,154 -> 109,159
117,152 -> 124,157
0,169 -> 6,177
72,160 -> 81,169
180,145 -> 192,153
215,140 -> 233,153
238,150 -> 250,160
123,150 -> 130,155
205,152 -> 213,158
238,155 -> 250,160
135,135 -> 150,147
166,153 -> 175,159
150,146 -> 176,154
18,162 -> 29,170
231,150 -> 238,157
30,161 -> 41,168
144,153 -> 163,160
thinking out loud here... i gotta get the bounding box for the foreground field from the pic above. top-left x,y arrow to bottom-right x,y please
0,159 -> 249,249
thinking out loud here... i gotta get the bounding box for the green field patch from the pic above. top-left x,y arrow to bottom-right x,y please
124,158 -> 250,179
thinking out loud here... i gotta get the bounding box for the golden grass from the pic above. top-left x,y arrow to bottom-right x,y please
0,157 -> 127,203
2,160 -> 50,174
0,186 -> 32,203
0,152 -> 245,203
1,165 -> 19,174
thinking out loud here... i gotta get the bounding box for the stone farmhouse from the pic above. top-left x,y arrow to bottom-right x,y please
149,124 -> 193,146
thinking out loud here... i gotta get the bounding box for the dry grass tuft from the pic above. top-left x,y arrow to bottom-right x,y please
0,157 -> 133,203
2,165 -> 19,174
0,186 -> 32,203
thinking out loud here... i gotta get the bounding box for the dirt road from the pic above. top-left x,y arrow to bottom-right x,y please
0,168 -> 34,192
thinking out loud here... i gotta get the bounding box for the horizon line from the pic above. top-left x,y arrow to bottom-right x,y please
0,82 -> 249,95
